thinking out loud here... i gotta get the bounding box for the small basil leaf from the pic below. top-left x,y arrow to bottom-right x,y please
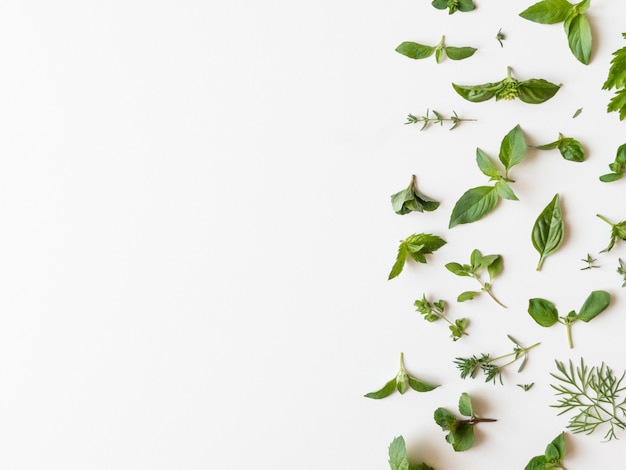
494,181 -> 518,201
395,42 -> 435,60
558,137 -> 585,162
487,255 -> 504,280
431,0 -> 449,9
449,186 -> 499,228
564,13 -> 592,65
364,377 -> 396,399
519,0 -> 574,24
445,46 -> 477,61
396,372 -> 408,394
535,140 -> 560,150
518,79 -> 561,103
407,376 -> 439,392
435,46 -> 444,64
458,392 -> 473,417
548,432 -> 566,461
532,194 -> 564,271
544,443 -> 560,462
499,124 -> 527,171
524,455 -> 549,470
476,148 -> 503,180
452,82 -> 501,102
528,298 -> 559,327
577,290 -> 611,322
457,291 -> 479,302
600,172 -> 623,182
445,262 -> 471,276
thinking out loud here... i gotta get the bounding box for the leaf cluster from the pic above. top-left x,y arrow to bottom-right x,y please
414,294 -> 468,341
551,359 -> 626,441
431,0 -> 474,14
528,290 -> 611,348
602,33 -> 626,120
365,353 -> 439,399
453,67 -> 560,103
599,143 -> 626,182
454,335 -> 539,385
396,36 -> 476,63
520,0 -> 592,65
389,233 -> 446,280
532,194 -> 565,271
405,110 -> 474,131
445,249 -> 506,307
391,175 -> 439,215
534,133 -> 585,162
388,436 -> 435,470
596,214 -> 626,252
524,432 -> 567,470
449,125 -> 526,228
434,393 -> 496,451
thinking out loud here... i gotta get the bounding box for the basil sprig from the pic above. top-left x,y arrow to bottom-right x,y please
391,175 -> 439,215
396,36 -> 477,63
599,143 -> 626,182
453,67 -> 560,104
364,353 -> 439,399
532,194 -> 565,271
431,0 -> 475,14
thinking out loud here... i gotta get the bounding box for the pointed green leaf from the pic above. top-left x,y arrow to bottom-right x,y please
395,42 -> 435,60
364,377 -> 397,399
452,82 -> 501,102
564,13 -> 592,64
528,298 -> 559,327
544,443 -> 560,462
494,181 -> 518,201
532,194 -> 564,270
449,186 -> 499,228
524,455 -> 549,470
499,124 -> 527,171
445,262 -> 471,276
548,432 -> 566,460
397,374 -> 408,394
535,140 -> 560,150
388,242 -> 408,280
458,392 -> 474,417
519,0 -> 574,24
476,148 -> 502,180
577,290 -> 610,322
518,79 -> 561,103
487,255 -> 504,280
457,291 -> 479,302
407,376 -> 439,392
388,436 -> 410,470
445,46 -> 477,61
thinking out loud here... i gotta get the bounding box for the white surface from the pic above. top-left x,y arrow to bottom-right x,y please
0,1 -> 625,468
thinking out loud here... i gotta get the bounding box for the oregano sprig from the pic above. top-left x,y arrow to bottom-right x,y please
534,133 -> 585,162
434,392 -> 496,451
449,125 -> 526,227
388,436 -> 434,470
364,352 -> 439,399
388,233 -> 446,279
396,36 -> 477,63
524,432 -> 567,470
445,249 -> 506,308
596,214 -> 626,252
431,0 -> 475,14
528,290 -> 611,348
414,294 -> 468,341
599,143 -> 626,182
405,110 -> 475,130
391,175 -> 440,215
532,194 -> 565,271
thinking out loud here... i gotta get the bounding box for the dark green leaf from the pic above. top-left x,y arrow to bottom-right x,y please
364,377 -> 396,399
431,0 -> 449,9
518,79 -> 561,103
449,186 -> 499,228
450,423 -> 475,452
532,194 -> 564,271
600,172 -> 623,182
524,455 -> 549,470
452,82 -> 501,103
499,124 -> 527,171
528,298 -> 559,327
558,137 -> 585,161
494,181 -> 518,201
564,13 -> 592,65
547,432 -> 566,461
445,46 -> 477,61
458,0 -> 475,10
458,392 -> 473,417
577,290 -> 610,322
519,0 -> 574,24
457,291 -> 478,302
395,42 -> 435,60
572,107 -> 583,118
408,376 -> 439,392
389,242 -> 408,280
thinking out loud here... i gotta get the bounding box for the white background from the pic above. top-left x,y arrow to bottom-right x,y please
1,1 -> 626,468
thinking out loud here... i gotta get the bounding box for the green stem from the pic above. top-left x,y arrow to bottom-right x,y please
566,323 -> 573,349
460,417 -> 497,425
476,278 -> 507,308
597,214 -> 614,226
536,255 -> 544,271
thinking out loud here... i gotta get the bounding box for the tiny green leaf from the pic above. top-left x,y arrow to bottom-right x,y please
457,291 -> 479,302
528,298 -> 559,327
577,290 -> 610,322
458,392 -> 473,417
476,148 -> 502,180
532,194 -> 565,271
494,180 -> 518,201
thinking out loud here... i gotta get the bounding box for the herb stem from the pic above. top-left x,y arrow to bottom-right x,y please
596,214 -> 613,226
460,417 -> 497,424
566,323 -> 573,349
476,277 -> 507,308
536,256 -> 545,271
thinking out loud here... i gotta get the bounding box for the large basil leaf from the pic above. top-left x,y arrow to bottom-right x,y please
452,81 -> 502,102
499,124 -> 527,171
577,290 -> 610,322
519,0 -> 574,24
518,79 -> 561,103
395,42 -> 434,60
564,13 -> 592,65
528,298 -> 559,327
532,193 -> 564,270
449,186 -> 499,228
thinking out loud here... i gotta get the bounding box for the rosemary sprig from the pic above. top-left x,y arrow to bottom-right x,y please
405,109 -> 475,130
551,358 -> 626,441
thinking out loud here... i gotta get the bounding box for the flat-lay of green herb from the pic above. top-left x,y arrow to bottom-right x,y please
534,134 -> 585,162
520,0 -> 593,65
496,28 -> 505,47
449,125 -> 526,227
452,67 -> 560,103
405,110 -> 475,130
388,233 -> 446,280
388,436 -> 434,470
517,383 -> 535,391
396,36 -> 477,63
572,107 -> 583,118
454,335 -> 539,385
603,33 -> 626,120
431,0 -> 475,14
524,432 -> 567,470
528,291 -> 611,348
364,353 -> 439,399
580,253 -> 599,270
532,194 -> 565,271
617,259 -> 626,287
414,294 -> 468,341
551,359 -> 626,441
445,249 -> 506,307
391,175 -> 440,215
596,214 -> 626,252
599,143 -> 626,182
434,392 -> 496,451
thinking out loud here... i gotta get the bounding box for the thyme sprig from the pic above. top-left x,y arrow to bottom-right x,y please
405,110 -> 475,130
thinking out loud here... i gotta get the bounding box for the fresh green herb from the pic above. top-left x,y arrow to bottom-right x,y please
572,107 -> 583,118
445,249 -> 506,308
532,194 -> 565,271
364,352 -> 439,399
617,259 -> 626,287
405,110 -> 475,130
391,175 -> 440,215
496,28 -> 505,47
524,432 -> 567,470
519,0 -> 593,65
454,335 -> 539,385
414,294 -> 468,341
534,133 -> 585,162
580,253 -> 599,270
528,290 -> 611,348
551,358 -> 626,441
396,36 -> 477,63
431,0 -> 475,14
602,33 -> 626,120
388,233 -> 446,280
517,383 -> 535,391
434,392 -> 496,451
452,66 -> 560,104
599,143 -> 626,182
449,125 -> 526,227
596,214 -> 626,252
388,436 -> 434,470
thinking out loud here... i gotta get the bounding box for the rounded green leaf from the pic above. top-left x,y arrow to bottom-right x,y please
528,298 -> 559,327
524,455 -> 549,470
518,79 -> 561,103
449,186 -> 499,228
451,423 -> 475,452
431,0 -> 449,10
558,137 -> 585,162
578,290 -> 610,322
445,46 -> 477,61
445,262 -> 470,276
457,291 -> 478,302
395,42 -> 435,60
434,407 -> 457,430
458,0 -> 475,11
600,172 -> 623,182
458,392 -> 473,417
499,124 -> 527,171
565,13 -> 592,65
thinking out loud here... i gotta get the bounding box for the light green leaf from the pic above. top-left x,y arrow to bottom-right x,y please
524,455 -> 549,470
458,392 -> 474,417
395,42 -> 435,60
476,148 -> 502,180
494,181 -> 518,201
564,12 -> 592,64
451,423 -> 475,452
532,194 -> 564,271
449,186 -> 499,228
548,432 -> 566,461
519,0 -> 574,24
408,376 -> 439,392
364,377 -> 397,399
452,81 -> 501,103
528,298 -> 559,327
487,255 -> 504,280
457,291 -> 479,302
445,262 -> 471,277
445,46 -> 477,61
499,124 -> 527,171
434,408 -> 457,431
577,290 -> 610,322
388,436 -> 410,470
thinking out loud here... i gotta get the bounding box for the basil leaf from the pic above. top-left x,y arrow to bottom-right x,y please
524,455 -> 549,470
391,176 -> 439,214
499,124 -> 527,171
532,193 -> 564,270
519,0 -> 574,24
408,376 -> 439,392
494,180 -> 518,201
445,46 -> 477,61
450,423 -> 475,452
364,377 -> 396,399
548,432 -> 566,461
476,148 -> 502,180
577,290 -> 610,322
458,0 -> 475,11
449,186 -> 499,228
431,0 -> 449,9
445,262 -> 471,276
458,392 -> 473,417
518,79 -> 561,103
487,255 -> 504,280
534,140 -> 560,150
528,298 -> 559,327
395,42 -> 435,60
564,13 -> 592,64
600,172 -> 623,182
452,81 -> 502,102
558,137 -> 585,161
457,291 -> 478,302
544,443 -> 560,462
